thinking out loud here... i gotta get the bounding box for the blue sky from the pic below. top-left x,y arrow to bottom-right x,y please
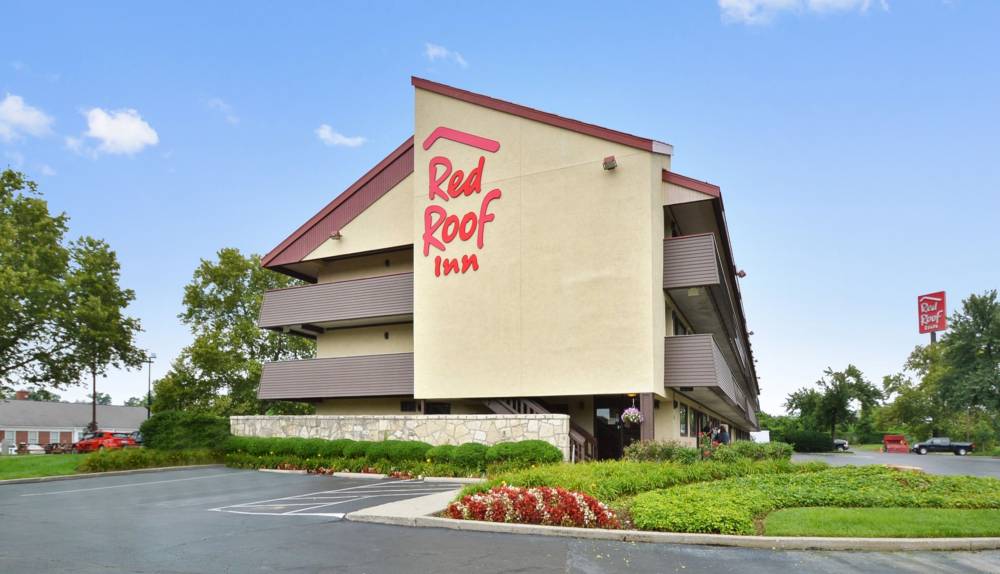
2,1 -> 997,412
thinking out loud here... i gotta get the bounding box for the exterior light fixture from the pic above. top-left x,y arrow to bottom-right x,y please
736,269 -> 747,278
330,231 -> 342,240
602,155 -> 617,170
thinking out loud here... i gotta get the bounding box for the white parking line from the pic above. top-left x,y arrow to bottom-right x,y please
21,473 -> 233,497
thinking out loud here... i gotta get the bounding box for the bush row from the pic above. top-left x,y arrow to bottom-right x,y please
629,466 -> 1000,535
623,440 -> 793,464
77,448 -> 223,473
781,430 -> 833,452
225,437 -> 563,473
461,459 -> 828,503
140,411 -> 230,450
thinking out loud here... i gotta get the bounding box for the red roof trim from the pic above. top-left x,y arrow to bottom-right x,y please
261,137 -> 415,269
412,77 -> 670,154
662,170 -> 721,198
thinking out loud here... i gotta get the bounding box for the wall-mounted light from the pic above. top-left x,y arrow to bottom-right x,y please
330,231 -> 342,240
736,269 -> 747,278
603,155 -> 617,170
672,400 -> 678,409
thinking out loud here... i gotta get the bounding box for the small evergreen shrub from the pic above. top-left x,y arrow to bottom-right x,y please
342,440 -> 374,459
451,443 -> 489,470
485,440 -> 563,466
387,440 -> 433,462
426,444 -> 456,464
623,440 -> 698,463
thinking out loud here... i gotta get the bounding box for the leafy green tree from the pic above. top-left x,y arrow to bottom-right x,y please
938,290 -> 1000,412
755,411 -> 803,442
73,392 -> 111,405
124,396 -> 147,407
65,237 -> 145,430
152,248 -> 314,416
0,170 -> 81,394
786,365 -> 882,441
25,387 -> 61,401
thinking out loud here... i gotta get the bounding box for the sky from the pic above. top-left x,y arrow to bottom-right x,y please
2,1 -> 998,413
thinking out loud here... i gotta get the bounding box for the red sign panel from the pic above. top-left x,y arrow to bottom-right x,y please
917,291 -> 947,334
421,126 -> 502,278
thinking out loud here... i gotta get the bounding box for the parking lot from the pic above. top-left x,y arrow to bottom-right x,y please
793,451 -> 1000,478
2,466 -> 999,573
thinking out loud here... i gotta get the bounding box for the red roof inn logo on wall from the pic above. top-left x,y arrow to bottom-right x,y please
421,126 -> 502,278
917,291 -> 947,334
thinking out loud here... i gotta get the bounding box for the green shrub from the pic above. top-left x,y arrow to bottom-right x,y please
78,448 -> 222,472
623,440 -> 699,463
712,441 -> 792,462
343,440 -> 374,459
629,466 -> 1000,535
365,441 -> 392,461
426,444 -> 455,463
451,443 -> 489,470
782,430 -> 833,452
140,411 -> 230,450
387,440 -> 433,462
485,440 -> 562,466
462,459 -> 828,502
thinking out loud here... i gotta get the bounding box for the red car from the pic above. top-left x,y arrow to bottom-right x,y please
71,431 -> 137,453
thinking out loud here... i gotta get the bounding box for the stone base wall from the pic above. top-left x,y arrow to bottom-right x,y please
229,414 -> 571,461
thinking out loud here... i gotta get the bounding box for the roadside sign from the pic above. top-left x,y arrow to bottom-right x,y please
917,291 -> 947,334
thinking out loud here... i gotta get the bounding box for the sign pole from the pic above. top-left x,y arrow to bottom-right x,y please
930,331 -> 936,344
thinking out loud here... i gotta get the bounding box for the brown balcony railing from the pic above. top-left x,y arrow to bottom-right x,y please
257,353 -> 414,400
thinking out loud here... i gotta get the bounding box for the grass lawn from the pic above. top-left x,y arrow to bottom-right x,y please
764,507 -> 1000,538
0,454 -> 85,480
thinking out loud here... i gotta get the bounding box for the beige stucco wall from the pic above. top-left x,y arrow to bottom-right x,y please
316,324 -> 414,358
304,174 -> 414,262
311,250 -> 413,284
413,88 -> 665,400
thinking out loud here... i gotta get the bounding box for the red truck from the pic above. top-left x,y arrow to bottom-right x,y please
71,431 -> 137,453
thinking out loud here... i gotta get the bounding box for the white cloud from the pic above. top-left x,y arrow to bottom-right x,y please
74,107 -> 159,156
207,97 -> 239,125
424,43 -> 469,68
719,0 -> 887,24
38,163 -> 56,176
0,94 -> 54,141
315,124 -> 365,148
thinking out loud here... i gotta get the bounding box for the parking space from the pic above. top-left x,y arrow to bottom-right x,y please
793,451 -> 1000,477
211,477 -> 461,518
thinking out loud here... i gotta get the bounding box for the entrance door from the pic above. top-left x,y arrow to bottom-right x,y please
593,396 -> 641,459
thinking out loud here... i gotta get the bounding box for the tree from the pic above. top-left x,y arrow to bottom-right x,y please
0,169 -> 81,394
938,290 -> 1000,413
124,396 -> 147,407
785,365 -> 882,441
74,392 -> 111,405
65,237 -> 145,430
152,248 -> 314,416
25,387 -> 61,401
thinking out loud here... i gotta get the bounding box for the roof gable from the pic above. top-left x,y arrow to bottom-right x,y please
261,137 -> 414,270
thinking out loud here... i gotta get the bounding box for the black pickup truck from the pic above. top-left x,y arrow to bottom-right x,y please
911,437 -> 975,456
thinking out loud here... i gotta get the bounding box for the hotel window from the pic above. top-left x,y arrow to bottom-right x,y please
50,431 -> 60,444
28,431 -> 39,445
679,404 -> 689,436
673,312 -> 689,336
400,400 -> 420,413
425,402 -> 451,415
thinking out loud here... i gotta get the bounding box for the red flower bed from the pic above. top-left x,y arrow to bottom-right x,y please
446,486 -> 620,529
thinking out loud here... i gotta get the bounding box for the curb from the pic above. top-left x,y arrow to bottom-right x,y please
258,469 -> 307,475
332,471 -> 388,479
352,513 -> 1000,552
0,464 -> 225,486
422,476 -> 484,484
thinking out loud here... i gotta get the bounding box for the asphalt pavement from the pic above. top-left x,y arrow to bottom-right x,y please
1,467 -> 998,573
793,451 -> 1000,477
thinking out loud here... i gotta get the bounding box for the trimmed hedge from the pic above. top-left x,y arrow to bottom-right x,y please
629,466 -> 1000,534
77,448 -> 222,473
710,441 -> 793,462
140,411 -> 230,450
484,440 -> 563,466
224,437 -> 561,475
782,430 -> 833,453
623,440 -> 699,463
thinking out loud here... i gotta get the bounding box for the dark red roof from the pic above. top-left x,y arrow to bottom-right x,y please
261,137 -> 414,269
412,77 -> 671,154
662,170 -> 721,198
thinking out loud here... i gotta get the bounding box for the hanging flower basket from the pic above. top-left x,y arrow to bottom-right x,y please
621,407 -> 643,427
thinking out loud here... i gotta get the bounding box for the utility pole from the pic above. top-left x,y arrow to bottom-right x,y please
145,353 -> 156,419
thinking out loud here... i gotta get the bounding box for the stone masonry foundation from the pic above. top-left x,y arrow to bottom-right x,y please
229,414 -> 571,461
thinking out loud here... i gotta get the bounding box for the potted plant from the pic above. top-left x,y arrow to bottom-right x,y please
621,407 -> 643,429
